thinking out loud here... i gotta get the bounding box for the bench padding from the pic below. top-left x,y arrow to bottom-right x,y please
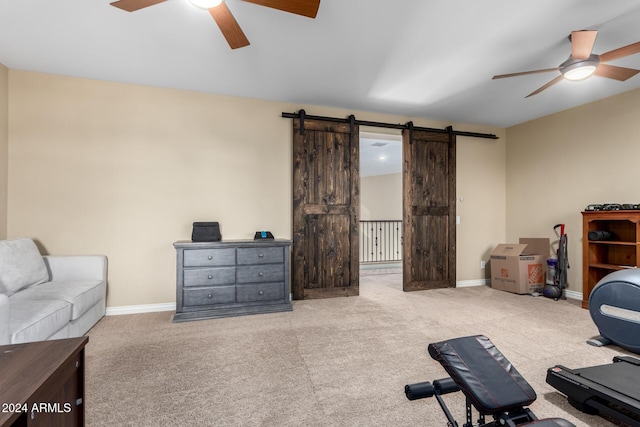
428,335 -> 537,414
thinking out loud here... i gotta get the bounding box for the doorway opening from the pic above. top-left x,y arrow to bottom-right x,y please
359,129 -> 403,278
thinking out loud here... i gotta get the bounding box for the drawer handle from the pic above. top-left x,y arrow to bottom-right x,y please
208,255 -> 213,260
207,294 -> 213,299
208,275 -> 213,279
258,253 -> 264,258
258,290 -> 264,296
259,272 -> 264,277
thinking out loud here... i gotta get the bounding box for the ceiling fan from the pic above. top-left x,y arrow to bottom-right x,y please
493,30 -> 640,97
110,0 -> 320,49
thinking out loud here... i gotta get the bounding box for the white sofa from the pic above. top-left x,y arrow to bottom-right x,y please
0,237 -> 107,345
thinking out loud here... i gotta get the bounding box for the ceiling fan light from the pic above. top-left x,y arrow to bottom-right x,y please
187,0 -> 223,9
563,65 -> 597,81
560,55 -> 600,81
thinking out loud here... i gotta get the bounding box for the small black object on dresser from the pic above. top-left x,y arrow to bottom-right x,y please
254,231 -> 274,240
191,222 -> 221,242
173,239 -> 292,322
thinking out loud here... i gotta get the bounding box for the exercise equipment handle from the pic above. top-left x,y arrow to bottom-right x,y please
405,381 -> 435,400
434,377 -> 460,394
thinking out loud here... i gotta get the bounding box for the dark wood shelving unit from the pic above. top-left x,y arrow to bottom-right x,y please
582,210 -> 640,309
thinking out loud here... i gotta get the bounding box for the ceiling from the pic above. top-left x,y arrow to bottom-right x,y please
2,0 -> 640,128
360,133 -> 402,178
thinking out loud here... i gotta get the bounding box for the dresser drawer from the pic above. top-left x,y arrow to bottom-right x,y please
183,286 -> 235,307
183,267 -> 235,287
236,282 -> 284,303
184,248 -> 235,267
237,246 -> 283,265
237,264 -> 284,284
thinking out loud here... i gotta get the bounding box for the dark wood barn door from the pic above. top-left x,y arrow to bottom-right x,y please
402,129 -> 456,291
292,119 -> 359,300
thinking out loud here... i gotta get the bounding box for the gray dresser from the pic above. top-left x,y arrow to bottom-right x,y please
173,239 -> 292,322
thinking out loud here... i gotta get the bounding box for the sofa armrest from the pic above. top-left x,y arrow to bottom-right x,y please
0,293 -> 9,345
42,255 -> 108,283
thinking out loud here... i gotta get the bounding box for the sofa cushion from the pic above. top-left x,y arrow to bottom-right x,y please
10,280 -> 105,321
8,298 -> 72,343
0,238 -> 49,296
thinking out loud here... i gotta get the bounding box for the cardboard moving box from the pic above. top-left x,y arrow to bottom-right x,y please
490,238 -> 550,294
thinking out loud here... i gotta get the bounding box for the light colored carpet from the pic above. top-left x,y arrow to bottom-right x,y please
84,271 -> 631,426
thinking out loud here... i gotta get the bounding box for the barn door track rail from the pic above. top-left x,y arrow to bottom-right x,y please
281,110 -> 499,140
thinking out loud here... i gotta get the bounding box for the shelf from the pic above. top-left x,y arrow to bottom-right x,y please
589,263 -> 637,271
588,240 -> 638,246
583,210 -> 640,309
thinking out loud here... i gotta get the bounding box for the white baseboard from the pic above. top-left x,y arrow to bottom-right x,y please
455,279 -> 584,301
456,279 -> 490,288
106,302 -> 176,316
105,286 -> 583,315
564,289 -> 583,301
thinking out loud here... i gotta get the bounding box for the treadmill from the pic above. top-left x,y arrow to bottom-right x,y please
546,355 -> 640,427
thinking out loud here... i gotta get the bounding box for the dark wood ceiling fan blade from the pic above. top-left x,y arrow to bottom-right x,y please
492,68 -> 559,79
599,41 -> 640,63
209,3 -> 250,49
525,75 -> 564,98
594,64 -> 640,81
110,0 -> 166,12
571,30 -> 598,60
242,0 -> 320,18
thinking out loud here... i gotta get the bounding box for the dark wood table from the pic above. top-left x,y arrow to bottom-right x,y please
0,336 -> 88,427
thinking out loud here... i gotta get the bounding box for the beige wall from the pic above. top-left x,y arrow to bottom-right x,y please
360,173 -> 402,221
0,63 -> 7,240
507,88 -> 640,295
456,134 -> 507,281
7,70 -> 506,307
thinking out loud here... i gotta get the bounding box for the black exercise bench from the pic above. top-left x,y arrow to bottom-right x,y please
405,335 -> 574,427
